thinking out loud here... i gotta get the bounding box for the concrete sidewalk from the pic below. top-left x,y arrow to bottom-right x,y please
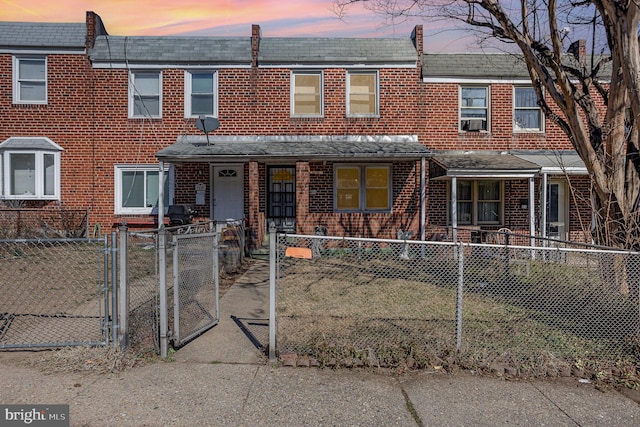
1,259 -> 639,426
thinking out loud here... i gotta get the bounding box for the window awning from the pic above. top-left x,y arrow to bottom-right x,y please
0,137 -> 63,151
156,135 -> 431,163
430,151 -> 540,179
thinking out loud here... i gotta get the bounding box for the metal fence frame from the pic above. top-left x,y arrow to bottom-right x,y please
0,236 -> 113,350
270,230 -> 640,372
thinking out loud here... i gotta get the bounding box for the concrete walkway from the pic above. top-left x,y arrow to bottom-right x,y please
174,259 -> 270,365
1,259 -> 639,426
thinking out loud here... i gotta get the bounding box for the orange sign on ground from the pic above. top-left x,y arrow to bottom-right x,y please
285,247 -> 313,259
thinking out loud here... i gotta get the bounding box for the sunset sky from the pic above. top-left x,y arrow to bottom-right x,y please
1,0 -> 471,52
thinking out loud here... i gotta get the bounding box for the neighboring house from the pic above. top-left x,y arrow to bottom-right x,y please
0,19 -> 93,234
422,53 -> 593,243
0,11 -> 596,247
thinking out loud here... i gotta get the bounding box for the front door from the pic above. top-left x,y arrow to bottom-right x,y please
267,166 -> 296,232
546,179 -> 568,240
212,164 -> 244,221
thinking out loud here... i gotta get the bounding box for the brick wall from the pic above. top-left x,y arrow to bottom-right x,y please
422,82 -> 574,151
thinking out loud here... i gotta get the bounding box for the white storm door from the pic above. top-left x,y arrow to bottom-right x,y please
212,164 -> 244,221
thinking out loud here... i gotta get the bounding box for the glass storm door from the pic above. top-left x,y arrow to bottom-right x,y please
546,180 -> 567,240
267,166 -> 296,232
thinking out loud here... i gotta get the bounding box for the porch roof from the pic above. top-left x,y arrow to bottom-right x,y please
511,150 -> 588,175
430,151 -> 540,179
155,135 -> 430,163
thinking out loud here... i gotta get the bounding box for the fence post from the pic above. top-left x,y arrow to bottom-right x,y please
214,231 -> 220,325
158,228 -> 169,358
455,242 -> 464,351
118,225 -> 129,351
103,234 -> 110,347
111,231 -> 119,350
269,222 -> 277,361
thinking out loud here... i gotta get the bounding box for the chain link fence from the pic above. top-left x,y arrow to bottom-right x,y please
0,238 -> 108,349
121,222 -> 245,355
275,234 -> 640,376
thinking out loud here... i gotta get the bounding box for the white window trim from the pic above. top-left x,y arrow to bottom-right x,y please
291,70 -> 324,118
114,165 -> 174,215
184,70 -> 218,118
12,56 -> 47,105
459,85 -> 490,132
346,70 -> 379,117
129,71 -> 162,118
513,86 -> 545,133
334,164 -> 392,213
447,180 -> 504,226
1,150 -> 61,200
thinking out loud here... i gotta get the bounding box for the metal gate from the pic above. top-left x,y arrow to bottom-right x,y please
0,237 -> 110,349
170,232 -> 219,347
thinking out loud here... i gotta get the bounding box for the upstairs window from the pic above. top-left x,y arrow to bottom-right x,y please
460,86 -> 489,131
13,56 -> 47,104
514,86 -> 544,132
347,71 -> 378,116
335,165 -> 391,212
115,165 -> 173,215
291,71 -> 323,117
129,71 -> 162,118
185,71 -> 217,117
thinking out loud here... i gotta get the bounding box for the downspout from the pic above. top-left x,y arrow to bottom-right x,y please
158,160 -> 165,228
529,176 -> 535,247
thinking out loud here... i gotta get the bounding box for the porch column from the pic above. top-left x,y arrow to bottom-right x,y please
420,157 -> 426,242
451,176 -> 457,243
296,161 -> 310,234
158,161 -> 165,228
541,173 -> 548,240
248,161 -> 261,249
529,176 -> 535,248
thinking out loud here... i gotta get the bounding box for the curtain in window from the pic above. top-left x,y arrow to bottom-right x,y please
294,74 -> 321,115
514,87 -> 540,129
477,181 -> 500,223
365,167 -> 388,209
336,167 -> 360,209
349,73 -> 376,115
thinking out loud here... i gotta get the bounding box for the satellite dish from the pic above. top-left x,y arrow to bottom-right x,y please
196,116 -> 220,133
195,116 -> 219,145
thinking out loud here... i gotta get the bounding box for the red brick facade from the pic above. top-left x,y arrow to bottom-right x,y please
0,12 -> 594,246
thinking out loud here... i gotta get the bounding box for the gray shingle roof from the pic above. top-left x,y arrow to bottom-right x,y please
89,35 -> 252,65
424,53 -> 531,79
259,37 -> 417,65
431,151 -> 540,175
156,135 -> 429,162
0,22 -> 86,50
423,52 -> 612,79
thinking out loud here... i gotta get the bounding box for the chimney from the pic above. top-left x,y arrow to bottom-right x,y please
567,39 -> 586,69
85,11 -> 108,50
411,25 -> 423,79
251,24 -> 261,68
